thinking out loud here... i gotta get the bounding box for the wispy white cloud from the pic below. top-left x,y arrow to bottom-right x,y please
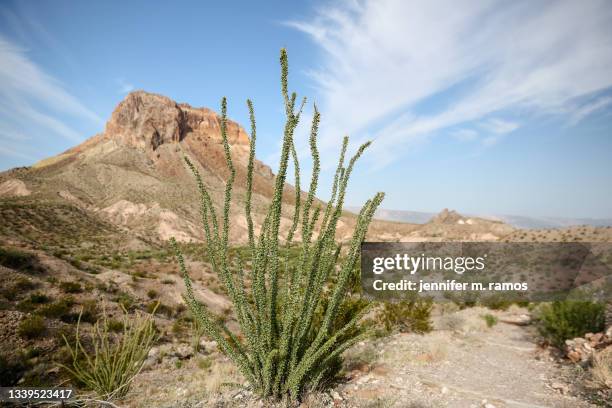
289,0 -> 612,165
481,118 -> 520,135
0,35 -> 101,158
568,96 -> 612,125
0,36 -> 101,123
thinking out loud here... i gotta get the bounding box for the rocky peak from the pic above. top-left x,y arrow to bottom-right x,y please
104,91 -> 250,151
429,208 -> 463,224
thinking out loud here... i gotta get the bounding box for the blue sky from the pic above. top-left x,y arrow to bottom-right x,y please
1,0 -> 611,219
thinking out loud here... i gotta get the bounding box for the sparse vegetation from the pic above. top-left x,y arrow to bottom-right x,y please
0,246 -> 44,273
481,313 -> 498,328
61,309 -> 158,401
0,353 -> 28,386
59,281 -> 82,293
38,296 -> 75,320
78,300 -> 99,324
106,318 -> 124,333
172,49 -> 383,402
379,297 -> 433,334
114,292 -> 135,311
18,315 -> 46,339
535,301 -> 605,348
589,346 -> 612,390
14,277 -> 36,291
147,300 -> 173,317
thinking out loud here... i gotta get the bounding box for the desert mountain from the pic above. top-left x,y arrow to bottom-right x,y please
0,91 -> 520,244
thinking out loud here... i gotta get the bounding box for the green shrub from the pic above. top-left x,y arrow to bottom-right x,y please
16,293 -> 50,312
0,353 -> 27,386
61,309 -> 157,400
106,318 -> 124,333
0,247 -> 44,274
146,300 -> 173,317
29,292 -> 50,304
113,292 -> 135,311
480,294 -> 513,311
535,301 -> 605,349
59,281 -> 82,293
18,315 -> 46,339
38,297 -> 75,320
14,277 -> 36,291
172,49 -> 383,402
379,297 -> 433,334
482,314 -> 498,328
78,300 -> 99,324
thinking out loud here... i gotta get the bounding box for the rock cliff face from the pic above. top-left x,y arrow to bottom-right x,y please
104,91 -> 250,151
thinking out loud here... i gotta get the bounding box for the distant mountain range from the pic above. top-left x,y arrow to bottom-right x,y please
349,207 -> 612,229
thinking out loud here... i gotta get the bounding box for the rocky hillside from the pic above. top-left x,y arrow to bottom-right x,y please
0,91 -> 520,245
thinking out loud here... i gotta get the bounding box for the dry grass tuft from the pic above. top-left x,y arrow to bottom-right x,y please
205,360 -> 241,394
590,346 -> 612,389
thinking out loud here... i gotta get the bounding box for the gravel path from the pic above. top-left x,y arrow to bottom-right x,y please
336,307 -> 597,408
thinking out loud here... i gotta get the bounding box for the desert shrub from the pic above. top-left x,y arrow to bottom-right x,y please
29,292 -> 50,304
14,277 -> 36,291
38,297 -> 75,320
0,246 -> 44,274
61,309 -> 157,400
59,281 -> 82,293
482,314 -> 498,328
113,292 -> 135,311
146,289 -> 158,299
78,300 -> 99,324
146,300 -> 173,317
17,293 -> 51,312
0,353 -> 27,386
172,49 -> 383,402
444,290 -> 479,309
535,301 -> 605,348
18,315 -> 46,339
379,297 -> 433,334
106,318 -> 124,333
590,346 -> 612,390
479,294 -> 513,311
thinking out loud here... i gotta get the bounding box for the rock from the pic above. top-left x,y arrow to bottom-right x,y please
148,347 -> 160,358
500,314 -> 531,326
0,179 -> 30,197
174,345 -> 194,359
567,350 -> 581,363
105,91 -> 250,152
551,382 -> 569,394
199,340 -> 218,354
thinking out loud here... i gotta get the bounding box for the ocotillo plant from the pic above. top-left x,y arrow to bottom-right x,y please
172,49 -> 384,402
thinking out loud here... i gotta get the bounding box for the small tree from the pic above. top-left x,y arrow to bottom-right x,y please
173,49 -> 383,402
